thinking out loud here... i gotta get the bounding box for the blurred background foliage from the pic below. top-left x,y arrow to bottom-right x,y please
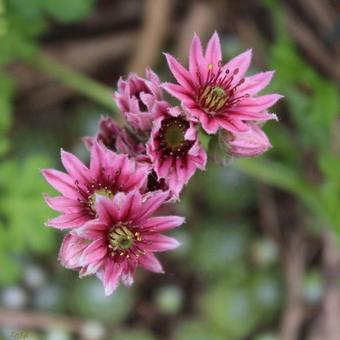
0,0 -> 340,339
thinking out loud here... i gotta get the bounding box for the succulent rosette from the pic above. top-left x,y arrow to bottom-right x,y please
59,191 -> 184,295
163,32 -> 282,134
42,142 -> 148,229
146,107 -> 207,197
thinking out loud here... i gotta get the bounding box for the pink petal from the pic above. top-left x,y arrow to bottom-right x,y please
162,83 -> 193,103
80,260 -> 104,277
200,113 -> 219,134
61,150 -> 90,183
139,253 -> 164,273
143,234 -> 181,252
58,234 -> 88,269
72,220 -> 108,240
189,33 -> 207,85
141,216 -> 185,232
205,32 -> 222,72
136,191 -> 169,223
164,53 -> 195,91
231,94 -> 283,112
237,71 -> 275,96
216,116 -> 250,133
118,191 -> 142,221
44,195 -> 81,213
90,142 -> 106,178
42,169 -> 77,199
47,213 -> 89,229
80,239 -> 107,266
102,260 -> 122,296
223,49 -> 252,83
95,196 -> 119,225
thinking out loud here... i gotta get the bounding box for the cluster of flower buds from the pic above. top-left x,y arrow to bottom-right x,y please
42,32 -> 281,295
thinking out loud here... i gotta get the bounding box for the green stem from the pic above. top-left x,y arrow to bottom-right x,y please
24,50 -> 119,114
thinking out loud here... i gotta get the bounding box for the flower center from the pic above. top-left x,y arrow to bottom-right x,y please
199,85 -> 229,113
158,117 -> 193,157
108,225 -> 135,250
107,222 -> 144,259
88,188 -> 114,212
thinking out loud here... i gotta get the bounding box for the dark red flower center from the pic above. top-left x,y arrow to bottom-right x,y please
197,63 -> 246,115
157,117 -> 193,157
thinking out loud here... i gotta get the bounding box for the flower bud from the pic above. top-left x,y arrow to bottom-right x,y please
219,123 -> 272,157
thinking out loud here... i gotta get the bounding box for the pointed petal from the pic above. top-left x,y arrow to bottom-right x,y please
61,150 -> 90,183
164,53 -> 195,91
44,195 -> 81,213
139,253 -> 164,273
47,213 -> 89,229
119,191 -> 142,221
58,234 -> 88,269
141,216 -> 185,232
189,33 -> 207,85
162,83 -> 193,103
205,32 -> 222,72
42,169 -> 77,199
237,71 -> 275,96
232,94 -> 283,112
223,49 -> 252,83
216,116 -> 250,133
143,234 -> 181,252
136,191 -> 169,222
95,196 -> 119,225
80,239 -> 107,266
72,220 -> 108,240
102,261 -> 122,296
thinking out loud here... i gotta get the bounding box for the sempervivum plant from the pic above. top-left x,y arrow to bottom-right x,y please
43,32 -> 281,295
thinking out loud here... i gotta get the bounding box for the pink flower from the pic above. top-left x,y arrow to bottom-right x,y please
42,142 -> 147,229
146,107 -> 207,197
163,32 -> 282,134
114,68 -> 169,132
59,191 -> 184,295
83,116 -> 147,162
219,123 -> 272,157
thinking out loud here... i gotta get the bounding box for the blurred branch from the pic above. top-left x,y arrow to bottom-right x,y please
128,0 -> 172,74
0,308 -> 104,338
283,6 -> 340,82
23,50 -> 119,114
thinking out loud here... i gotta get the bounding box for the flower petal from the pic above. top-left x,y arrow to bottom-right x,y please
44,195 -> 81,213
237,71 -> 275,96
164,53 -> 195,91
61,150 -> 90,183
72,220 -> 108,240
80,238 -> 107,266
102,260 -> 122,296
143,234 -> 181,252
47,213 -> 89,229
189,33 -> 207,85
141,216 -> 185,232
139,252 -> 164,273
223,49 -> 252,84
205,31 -> 222,72
42,169 -> 77,199
58,234 -> 88,269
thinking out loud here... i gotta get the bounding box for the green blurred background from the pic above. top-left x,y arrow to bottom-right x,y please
0,0 -> 340,339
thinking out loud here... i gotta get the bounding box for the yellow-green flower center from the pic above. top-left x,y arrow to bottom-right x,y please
200,85 -> 228,112
108,225 -> 135,250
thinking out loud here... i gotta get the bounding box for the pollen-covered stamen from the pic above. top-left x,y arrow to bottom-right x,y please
107,223 -> 144,259
157,117 -> 194,157
197,62 -> 247,114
